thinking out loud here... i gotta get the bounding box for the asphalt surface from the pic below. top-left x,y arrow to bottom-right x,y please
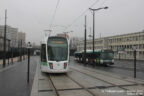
71,57 -> 144,80
0,56 -> 38,96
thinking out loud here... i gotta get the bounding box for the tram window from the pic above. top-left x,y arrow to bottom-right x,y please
41,44 -> 46,62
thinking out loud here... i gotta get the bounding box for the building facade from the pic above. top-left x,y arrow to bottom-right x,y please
77,37 -> 108,51
77,31 -> 144,60
0,25 -> 18,47
0,37 -> 10,52
17,32 -> 26,47
70,37 -> 83,50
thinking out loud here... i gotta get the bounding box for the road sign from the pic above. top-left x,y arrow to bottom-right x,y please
27,42 -> 32,48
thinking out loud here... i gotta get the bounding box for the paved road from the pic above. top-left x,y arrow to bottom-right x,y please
71,57 -> 144,80
0,56 -> 38,96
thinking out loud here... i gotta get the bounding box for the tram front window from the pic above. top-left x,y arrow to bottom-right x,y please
100,52 -> 114,60
48,45 -> 68,61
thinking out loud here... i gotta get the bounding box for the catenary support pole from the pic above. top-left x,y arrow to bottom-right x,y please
84,15 -> 87,64
3,9 -> 7,67
134,50 -> 136,78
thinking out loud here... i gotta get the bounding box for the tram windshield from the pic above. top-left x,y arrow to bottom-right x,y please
100,52 -> 114,60
47,37 -> 68,61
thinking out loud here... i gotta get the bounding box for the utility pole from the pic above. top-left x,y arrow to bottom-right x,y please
3,9 -> 7,67
134,50 -> 136,78
89,7 -> 108,65
11,47 -> 13,64
84,15 -> 87,64
20,40 -> 22,61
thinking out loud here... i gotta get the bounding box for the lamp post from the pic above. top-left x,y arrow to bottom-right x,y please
89,7 -> 108,65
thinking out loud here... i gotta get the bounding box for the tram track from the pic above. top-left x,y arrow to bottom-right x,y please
35,67 -> 144,96
76,65 -> 144,84
47,74 -> 60,96
70,67 -> 140,91
72,61 -> 144,84
66,74 -> 97,96
41,72 -> 114,96
37,60 -> 144,96
40,73 -> 98,96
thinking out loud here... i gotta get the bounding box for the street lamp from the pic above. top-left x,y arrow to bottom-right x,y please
89,6 -> 108,65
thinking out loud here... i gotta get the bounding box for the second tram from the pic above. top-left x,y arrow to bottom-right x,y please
74,49 -> 114,65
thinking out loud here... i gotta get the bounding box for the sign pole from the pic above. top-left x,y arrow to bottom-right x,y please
27,48 -> 30,83
27,42 -> 32,83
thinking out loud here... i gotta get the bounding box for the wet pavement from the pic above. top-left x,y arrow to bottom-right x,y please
71,57 -> 144,80
0,56 -> 37,96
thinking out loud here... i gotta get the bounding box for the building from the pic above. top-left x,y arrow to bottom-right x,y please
108,31 -> 144,60
17,32 -> 26,47
0,25 -> 18,47
0,37 -> 10,52
77,30 -> 144,60
70,37 -> 83,50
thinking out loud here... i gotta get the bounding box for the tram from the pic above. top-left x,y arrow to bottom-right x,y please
40,36 -> 69,73
74,49 -> 114,65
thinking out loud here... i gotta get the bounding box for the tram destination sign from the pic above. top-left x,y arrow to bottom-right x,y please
51,41 -> 64,44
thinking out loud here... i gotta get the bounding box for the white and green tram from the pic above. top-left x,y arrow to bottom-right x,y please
40,36 -> 69,73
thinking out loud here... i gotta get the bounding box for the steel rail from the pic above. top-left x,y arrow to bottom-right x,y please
47,74 -> 60,96
70,67 -> 132,90
66,74 -> 96,96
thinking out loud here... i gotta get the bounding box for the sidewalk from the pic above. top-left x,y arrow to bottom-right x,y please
0,56 -> 38,96
0,55 -> 27,69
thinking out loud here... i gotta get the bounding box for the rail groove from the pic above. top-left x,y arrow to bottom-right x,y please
47,74 -> 60,96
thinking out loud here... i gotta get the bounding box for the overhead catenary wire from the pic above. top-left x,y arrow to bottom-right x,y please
49,0 -> 61,30
63,0 -> 100,32
63,0 -> 107,32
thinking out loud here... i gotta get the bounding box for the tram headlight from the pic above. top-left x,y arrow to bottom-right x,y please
100,60 -> 103,64
112,59 -> 114,63
49,63 -> 53,69
64,63 -> 67,69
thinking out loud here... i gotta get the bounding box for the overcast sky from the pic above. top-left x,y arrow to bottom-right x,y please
0,0 -> 144,45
